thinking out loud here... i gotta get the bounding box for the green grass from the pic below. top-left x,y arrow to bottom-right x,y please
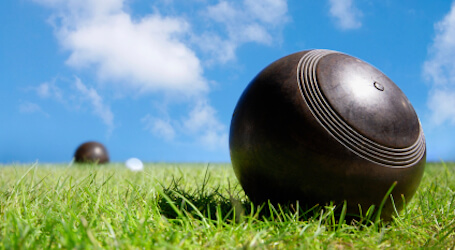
0,162 -> 454,249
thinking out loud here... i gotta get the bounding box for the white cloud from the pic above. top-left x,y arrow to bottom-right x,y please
142,115 -> 176,141
35,80 -> 63,100
141,99 -> 228,150
183,100 -> 228,150
328,0 -> 362,30
199,129 -> 229,151
18,101 -> 49,117
35,0 -> 207,96
427,90 -> 455,125
244,0 -> 288,25
200,0 -> 288,63
194,34 -> 237,64
207,1 -> 238,24
36,83 -> 51,98
30,77 -> 115,133
183,100 -> 223,133
73,77 -> 114,133
424,2 -> 455,126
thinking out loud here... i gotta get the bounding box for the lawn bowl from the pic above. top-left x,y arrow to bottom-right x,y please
74,141 -> 110,164
229,49 -> 426,220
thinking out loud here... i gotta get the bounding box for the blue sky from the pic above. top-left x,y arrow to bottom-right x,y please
1,0 -> 455,163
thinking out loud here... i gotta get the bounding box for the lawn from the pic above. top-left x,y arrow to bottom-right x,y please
0,162 -> 454,248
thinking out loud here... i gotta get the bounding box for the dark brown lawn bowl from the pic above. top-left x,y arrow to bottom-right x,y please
229,49 -> 426,220
74,141 -> 110,164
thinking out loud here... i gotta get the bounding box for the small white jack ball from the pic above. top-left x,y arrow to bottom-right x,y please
125,158 -> 144,171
